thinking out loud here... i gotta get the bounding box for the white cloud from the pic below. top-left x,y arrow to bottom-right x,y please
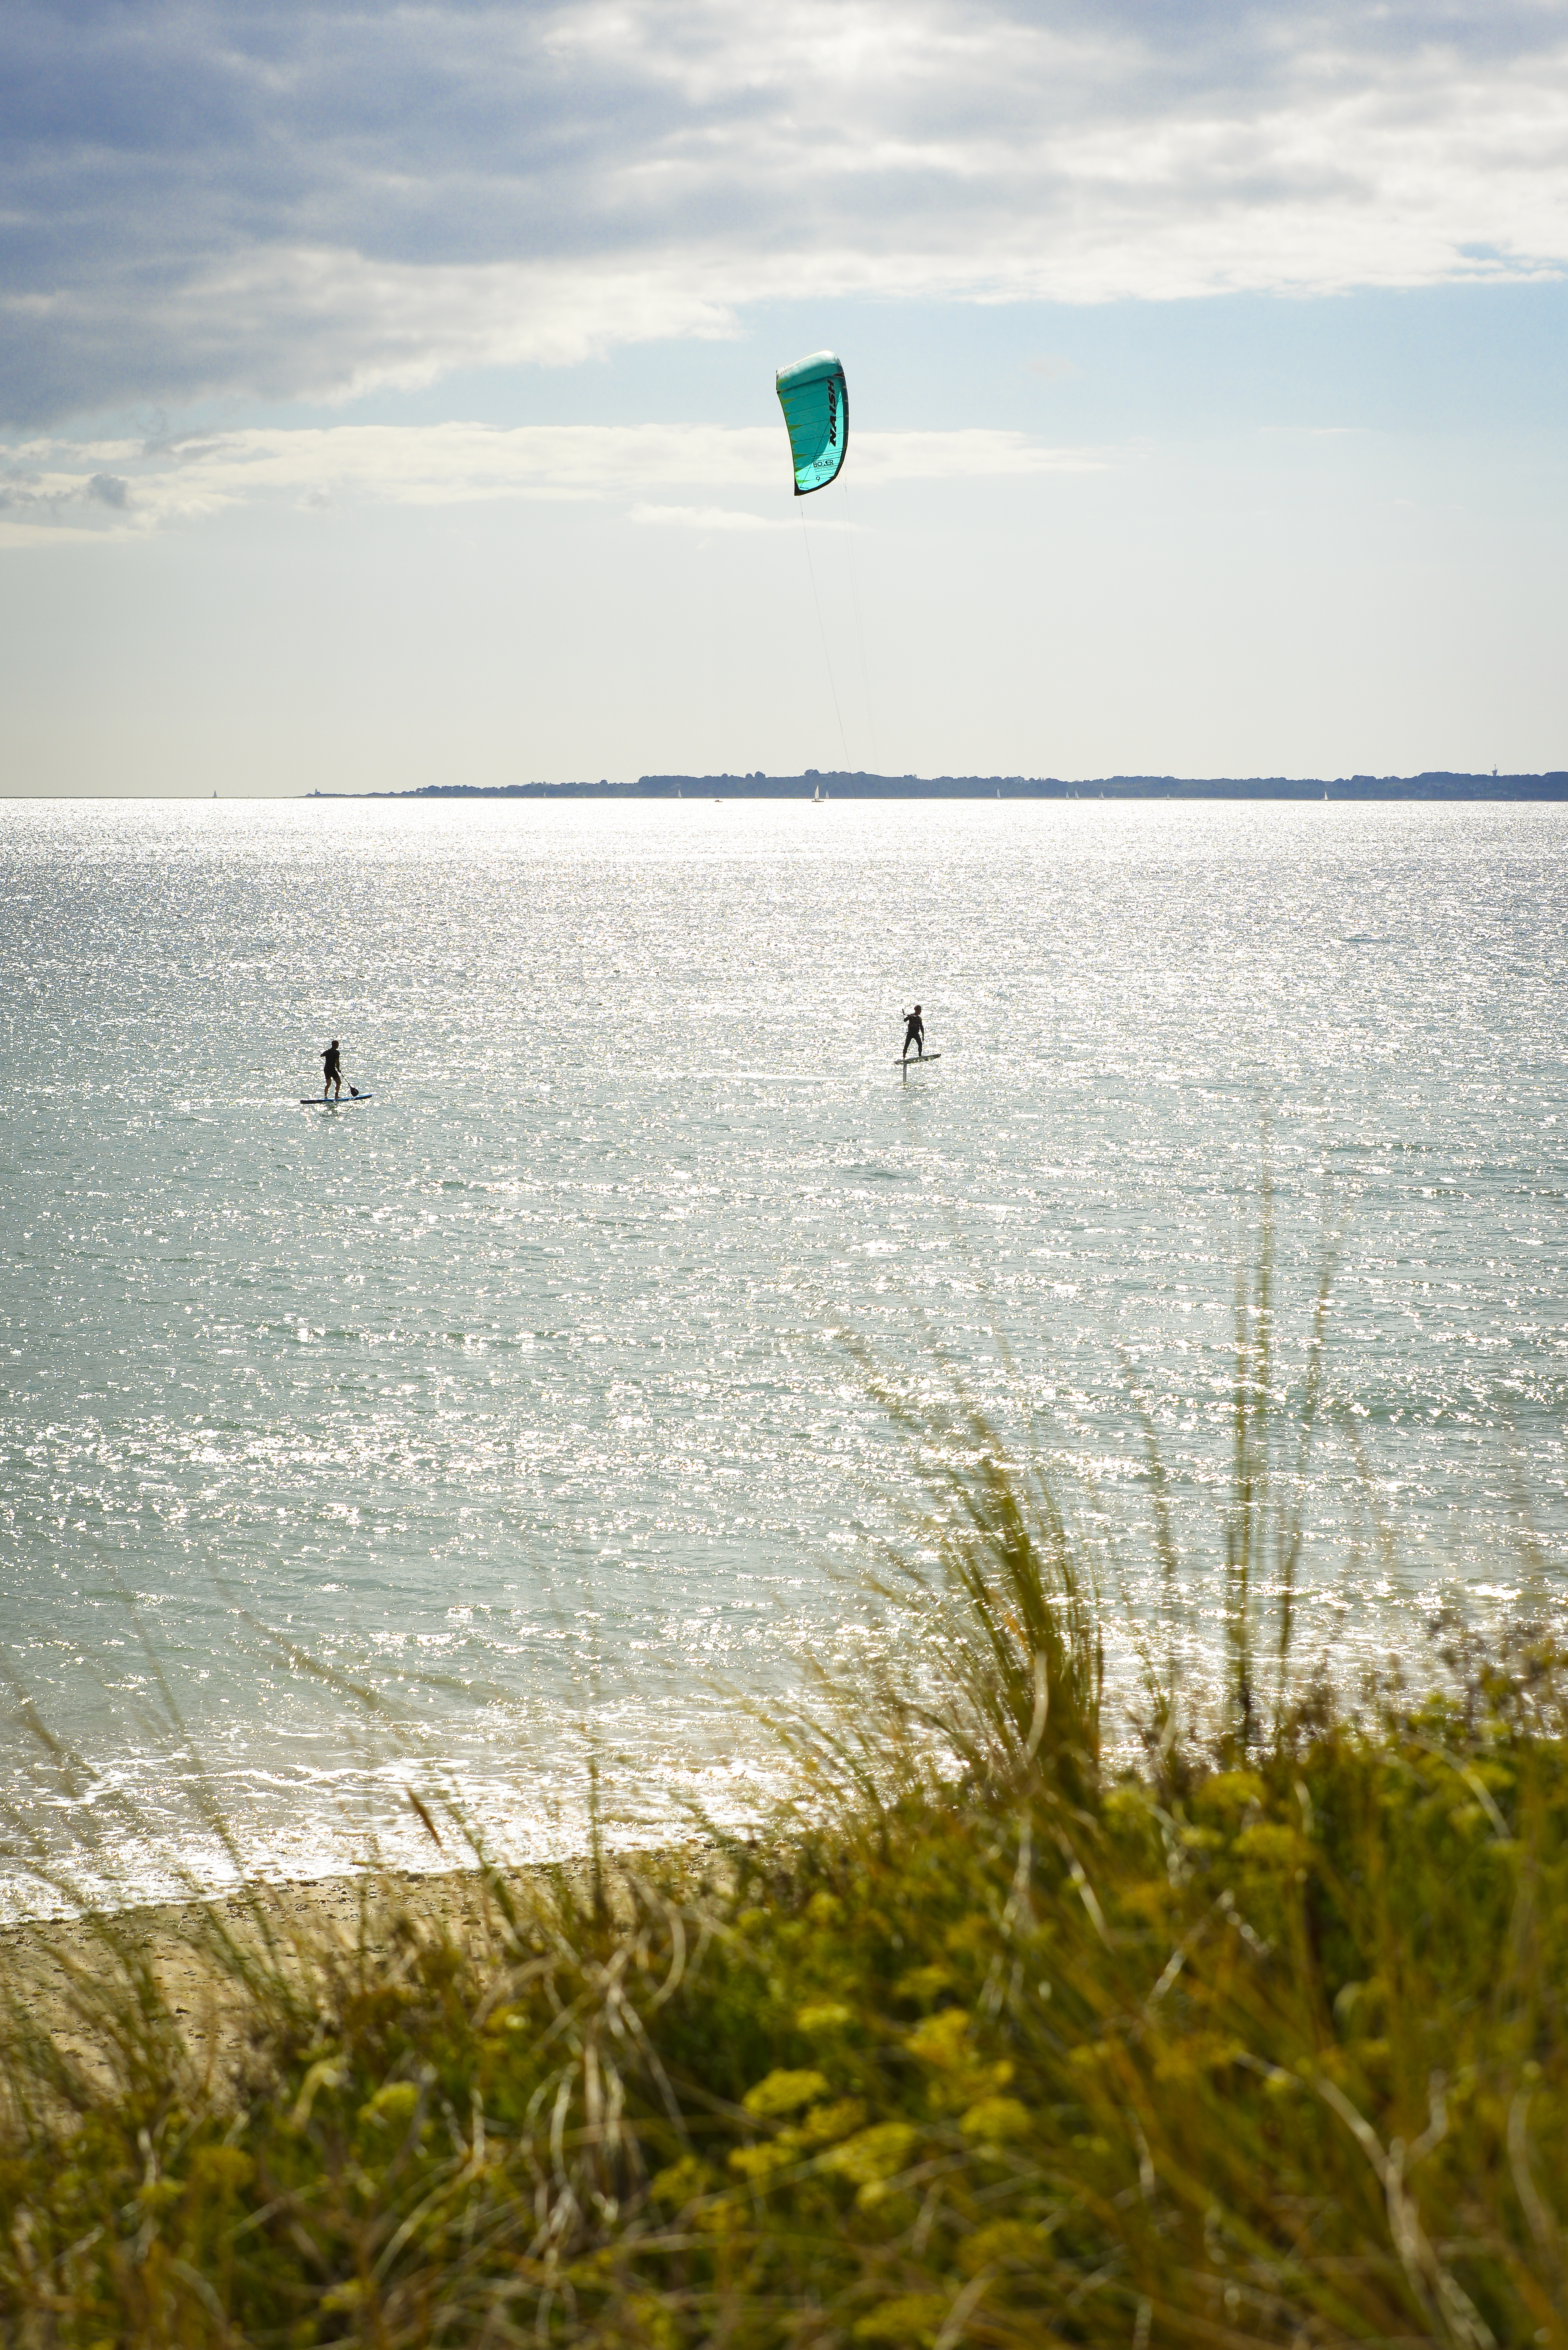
3,0 -> 1566,425
0,420 -> 1092,544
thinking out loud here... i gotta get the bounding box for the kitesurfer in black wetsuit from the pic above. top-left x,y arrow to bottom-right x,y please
321,1039 -> 342,1098
902,1006 -> 925,1063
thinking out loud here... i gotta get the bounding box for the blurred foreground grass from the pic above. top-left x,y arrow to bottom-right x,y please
3,1248 -> 1567,2347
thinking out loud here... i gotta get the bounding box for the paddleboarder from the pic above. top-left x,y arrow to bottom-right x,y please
321,1039 -> 343,1098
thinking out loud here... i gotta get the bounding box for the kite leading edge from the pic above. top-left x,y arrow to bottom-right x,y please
776,350 -> 848,496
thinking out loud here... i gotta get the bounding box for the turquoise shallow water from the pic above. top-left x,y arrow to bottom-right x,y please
3,798 -> 1567,1912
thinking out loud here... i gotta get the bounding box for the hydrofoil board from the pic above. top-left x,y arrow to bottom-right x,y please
895,1053 -> 941,1065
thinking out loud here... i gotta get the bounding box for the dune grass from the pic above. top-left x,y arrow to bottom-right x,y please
2,1272 -> 1567,2346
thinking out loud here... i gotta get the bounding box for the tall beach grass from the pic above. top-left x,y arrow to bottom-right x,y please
2,1223 -> 1566,2348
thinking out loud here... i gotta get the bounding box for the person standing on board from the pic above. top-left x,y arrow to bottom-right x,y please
902,1005 -> 925,1063
321,1039 -> 343,1098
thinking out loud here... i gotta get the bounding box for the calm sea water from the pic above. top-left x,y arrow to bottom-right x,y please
3,798 -> 1566,1913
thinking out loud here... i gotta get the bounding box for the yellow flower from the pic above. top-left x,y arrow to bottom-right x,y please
649,2155 -> 714,2209
1234,1822 -> 1311,1871
729,2141 -> 798,2183
321,2280 -> 368,2316
798,2097 -> 867,2146
1195,1770 -> 1267,1818
905,2008 -> 970,2068
819,2122 -> 919,2189
960,2218 -> 1052,2274
958,2095 -> 1032,2145
743,2068 -> 830,2118
894,1964 -> 954,2005
796,2001 -> 855,2035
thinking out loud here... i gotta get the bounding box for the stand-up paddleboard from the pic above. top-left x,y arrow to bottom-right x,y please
300,1091 -> 373,1104
895,1053 -> 941,1066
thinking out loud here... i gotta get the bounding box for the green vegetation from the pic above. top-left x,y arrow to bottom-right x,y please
3,1266 -> 1567,2346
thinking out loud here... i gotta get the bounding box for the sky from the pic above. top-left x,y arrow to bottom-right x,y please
2,0 -> 1566,792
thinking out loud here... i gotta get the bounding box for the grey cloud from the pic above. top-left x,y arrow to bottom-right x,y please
0,459 -> 129,521
2,0 -> 1566,426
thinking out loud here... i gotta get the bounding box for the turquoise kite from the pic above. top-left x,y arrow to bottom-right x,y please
776,350 -> 848,495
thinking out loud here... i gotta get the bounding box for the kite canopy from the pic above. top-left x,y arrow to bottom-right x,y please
776,350 -> 848,496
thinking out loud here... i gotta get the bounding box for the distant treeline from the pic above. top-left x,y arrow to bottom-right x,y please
334,770 -> 1568,801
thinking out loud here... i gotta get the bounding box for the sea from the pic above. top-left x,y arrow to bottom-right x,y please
3,796 -> 1566,1917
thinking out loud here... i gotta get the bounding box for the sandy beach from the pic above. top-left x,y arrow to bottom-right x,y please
0,1845 -> 712,2091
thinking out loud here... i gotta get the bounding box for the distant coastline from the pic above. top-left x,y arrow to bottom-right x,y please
320,769 -> 1568,801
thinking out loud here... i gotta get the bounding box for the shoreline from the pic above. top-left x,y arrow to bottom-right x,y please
317,767 -> 1568,801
